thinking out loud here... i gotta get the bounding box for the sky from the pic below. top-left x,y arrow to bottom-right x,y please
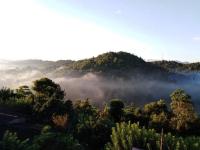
0,0 -> 200,62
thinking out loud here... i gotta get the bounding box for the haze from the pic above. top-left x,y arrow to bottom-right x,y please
0,0 -> 200,61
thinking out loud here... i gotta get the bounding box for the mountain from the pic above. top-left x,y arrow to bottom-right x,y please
7,59 -> 74,71
67,52 -> 169,80
152,60 -> 200,72
71,51 -> 146,71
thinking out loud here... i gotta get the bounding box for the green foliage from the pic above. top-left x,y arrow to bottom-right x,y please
170,89 -> 191,102
15,85 -> 33,100
0,131 -> 30,150
31,132 -> 83,150
0,130 -> 82,150
1,78 -> 200,150
73,100 -> 115,150
106,122 -> 200,150
71,52 -> 147,71
41,125 -> 52,134
143,99 -> 169,129
144,99 -> 168,115
74,99 -> 98,123
109,99 -> 124,122
75,117 -> 114,150
124,105 -> 149,127
170,89 -> 197,131
0,88 -> 15,104
150,112 -> 169,129
32,78 -> 66,120
32,78 -> 64,100
153,60 -> 200,72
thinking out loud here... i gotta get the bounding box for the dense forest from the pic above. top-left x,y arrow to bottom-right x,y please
0,77 -> 200,150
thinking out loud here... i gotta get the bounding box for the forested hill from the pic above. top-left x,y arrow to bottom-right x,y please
71,51 -> 146,70
152,60 -> 200,72
67,52 -> 168,78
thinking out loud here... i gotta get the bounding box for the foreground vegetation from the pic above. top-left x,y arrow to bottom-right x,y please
0,78 -> 200,150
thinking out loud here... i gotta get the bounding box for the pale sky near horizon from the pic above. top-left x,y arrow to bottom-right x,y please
0,0 -> 200,62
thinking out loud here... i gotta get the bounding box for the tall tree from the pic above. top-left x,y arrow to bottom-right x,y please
109,99 -> 124,122
170,89 -> 197,131
32,78 -> 65,119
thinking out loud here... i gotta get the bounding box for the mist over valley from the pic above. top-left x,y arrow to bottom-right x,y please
1,52 -> 200,109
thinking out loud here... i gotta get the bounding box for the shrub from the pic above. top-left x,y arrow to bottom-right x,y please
105,122 -> 200,150
31,132 -> 83,150
0,131 -> 30,150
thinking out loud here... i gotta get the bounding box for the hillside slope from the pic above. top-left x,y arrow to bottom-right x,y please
67,52 -> 169,79
152,60 -> 200,72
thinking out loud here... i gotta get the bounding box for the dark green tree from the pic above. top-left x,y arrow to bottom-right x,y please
32,78 -> 64,100
74,100 -> 114,150
109,99 -> 124,122
0,88 -> 15,104
32,78 -> 66,120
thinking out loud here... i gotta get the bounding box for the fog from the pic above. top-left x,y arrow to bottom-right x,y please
55,73 -> 200,106
0,60 -> 200,109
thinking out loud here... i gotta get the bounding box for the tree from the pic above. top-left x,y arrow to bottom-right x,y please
74,100 -> 114,150
0,88 -> 15,104
170,89 -> 197,132
109,99 -> 124,122
15,85 -> 33,100
143,100 -> 169,129
144,99 -> 168,115
32,78 -> 65,120
32,78 -> 64,100
74,99 -> 97,123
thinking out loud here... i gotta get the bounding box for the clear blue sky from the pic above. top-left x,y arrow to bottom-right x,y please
0,0 -> 200,61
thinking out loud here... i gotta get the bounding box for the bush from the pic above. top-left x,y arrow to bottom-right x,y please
31,132 -> 83,150
0,131 -> 30,150
105,122 -> 200,150
109,99 -> 124,122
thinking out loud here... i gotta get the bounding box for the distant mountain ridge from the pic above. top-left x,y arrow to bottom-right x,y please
1,52 -> 200,77
152,60 -> 200,72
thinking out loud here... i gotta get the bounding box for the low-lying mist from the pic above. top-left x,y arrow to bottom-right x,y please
55,73 -> 200,106
0,60 -> 200,109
